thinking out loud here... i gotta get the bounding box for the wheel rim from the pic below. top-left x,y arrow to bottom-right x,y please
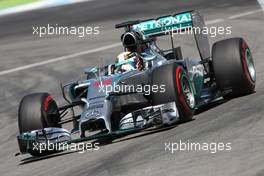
180,75 -> 195,109
245,48 -> 256,82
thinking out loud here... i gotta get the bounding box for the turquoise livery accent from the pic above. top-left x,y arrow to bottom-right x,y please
132,12 -> 192,36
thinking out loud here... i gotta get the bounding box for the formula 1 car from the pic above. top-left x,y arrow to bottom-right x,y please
17,10 -> 256,156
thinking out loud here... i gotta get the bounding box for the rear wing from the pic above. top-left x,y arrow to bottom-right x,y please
131,11 -> 192,37
116,10 -> 211,62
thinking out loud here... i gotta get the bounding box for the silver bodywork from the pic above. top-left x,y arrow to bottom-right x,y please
75,47 -> 204,135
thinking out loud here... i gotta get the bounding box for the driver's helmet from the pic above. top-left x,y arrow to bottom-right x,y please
121,30 -> 145,52
115,51 -> 137,72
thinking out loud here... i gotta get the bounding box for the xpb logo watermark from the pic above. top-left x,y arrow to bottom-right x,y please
164,140 -> 232,154
32,24 -> 100,38
32,141 -> 100,154
94,81 -> 166,96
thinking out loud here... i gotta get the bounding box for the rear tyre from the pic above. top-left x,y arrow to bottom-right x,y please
18,93 -> 61,156
212,38 -> 256,98
152,63 -> 195,122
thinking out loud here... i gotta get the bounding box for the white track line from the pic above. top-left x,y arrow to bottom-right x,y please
205,18 -> 224,25
0,9 -> 263,76
206,9 -> 263,25
0,43 -> 121,76
228,9 -> 263,19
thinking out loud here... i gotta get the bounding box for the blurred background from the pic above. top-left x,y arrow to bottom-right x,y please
0,0 -> 38,10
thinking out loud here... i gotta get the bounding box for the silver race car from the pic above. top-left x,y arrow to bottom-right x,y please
17,10 -> 256,156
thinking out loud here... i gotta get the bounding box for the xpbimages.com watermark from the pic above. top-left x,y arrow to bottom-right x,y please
32,141 -> 100,154
164,140 -> 232,154
95,81 -> 166,95
164,24 -> 232,38
32,24 -> 100,37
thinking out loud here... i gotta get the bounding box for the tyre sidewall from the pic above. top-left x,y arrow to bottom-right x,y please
151,63 -> 194,122
212,38 -> 256,97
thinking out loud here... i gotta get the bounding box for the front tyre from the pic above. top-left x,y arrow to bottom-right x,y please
152,63 -> 195,122
18,93 -> 61,156
212,38 -> 256,98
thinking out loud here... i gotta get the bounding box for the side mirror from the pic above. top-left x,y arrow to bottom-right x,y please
84,67 -> 98,80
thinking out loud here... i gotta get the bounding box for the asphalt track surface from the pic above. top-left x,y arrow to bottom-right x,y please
0,0 -> 264,176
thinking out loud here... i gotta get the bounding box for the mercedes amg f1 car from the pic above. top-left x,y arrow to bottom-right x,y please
17,10 -> 256,156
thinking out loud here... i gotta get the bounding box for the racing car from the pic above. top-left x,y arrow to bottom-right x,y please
17,10 -> 256,156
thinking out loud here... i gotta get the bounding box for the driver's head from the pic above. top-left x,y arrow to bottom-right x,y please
115,52 -> 137,72
122,31 -> 145,53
